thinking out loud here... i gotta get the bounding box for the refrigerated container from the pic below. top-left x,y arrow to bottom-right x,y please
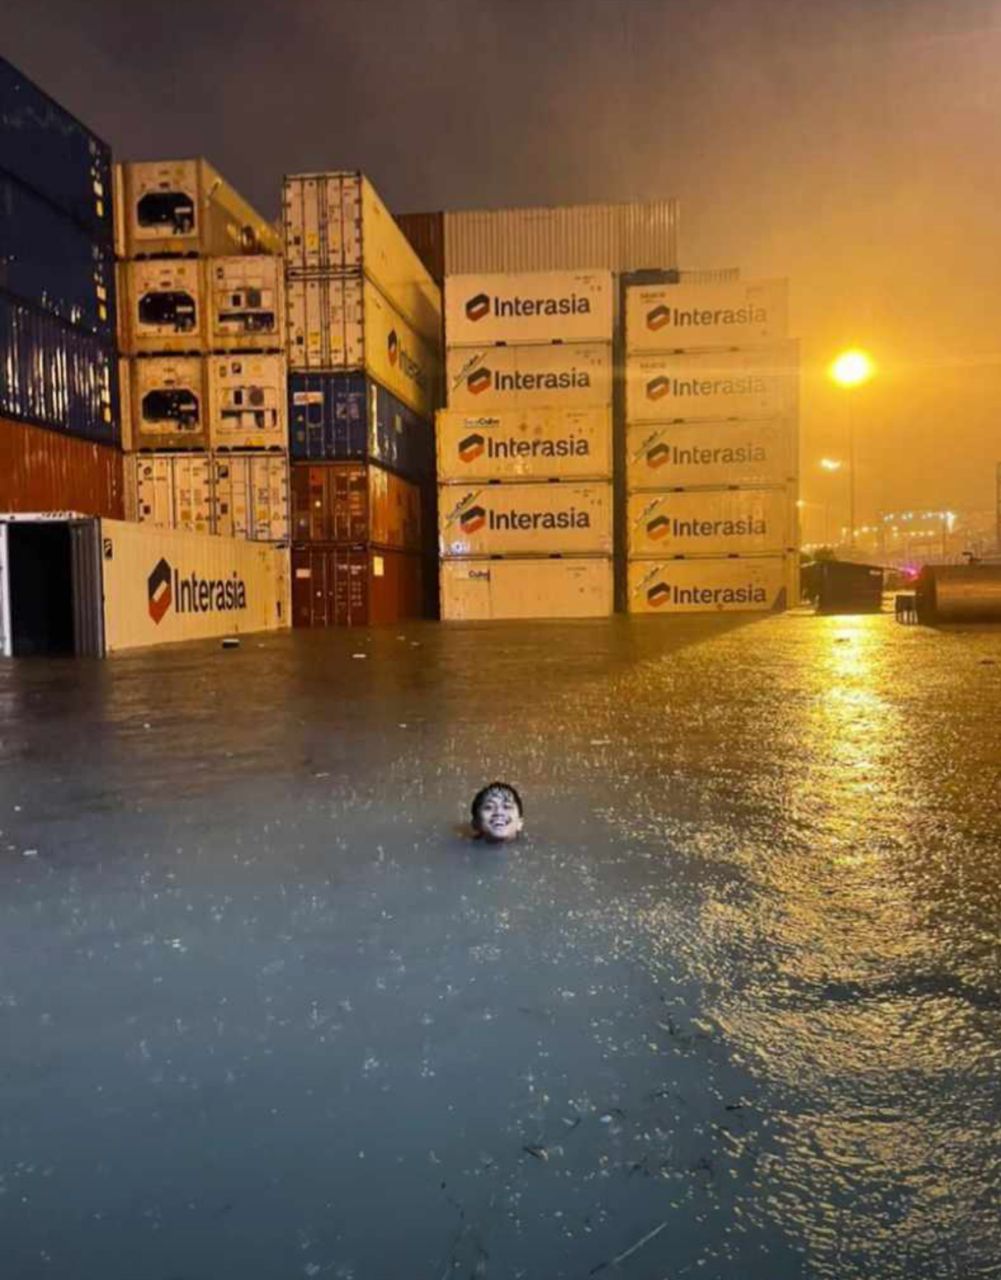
440,556 -> 612,620
627,555 -> 791,614
286,275 -> 437,418
212,452 -> 289,542
446,342 -> 612,412
625,419 -> 795,491
0,416 -> 123,517
445,270 -> 613,346
129,355 -> 208,450
627,488 -> 794,557
436,406 -> 611,483
115,159 -> 280,258
626,344 -> 799,423
291,545 -> 424,627
207,255 -> 284,351
439,481 -> 612,557
625,278 -> 788,352
119,257 -> 204,354
130,452 -> 213,535
207,352 -> 286,449
291,462 -> 422,550
288,372 -> 431,475
283,172 -> 442,343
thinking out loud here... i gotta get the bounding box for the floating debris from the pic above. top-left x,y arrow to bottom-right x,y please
590,1219 -> 670,1273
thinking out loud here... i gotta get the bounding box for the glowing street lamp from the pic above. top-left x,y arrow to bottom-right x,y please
828,349 -> 875,549
817,459 -> 844,544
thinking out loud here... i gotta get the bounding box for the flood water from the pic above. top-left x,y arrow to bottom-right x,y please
1,613 -> 999,1279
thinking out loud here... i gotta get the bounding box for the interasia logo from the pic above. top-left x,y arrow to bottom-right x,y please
146,557 -> 248,625
645,302 -> 769,331
466,365 -> 592,395
456,431 -> 591,463
457,503 -> 591,533
458,433 -> 486,462
644,512 -> 768,540
646,579 -> 769,607
386,329 -> 427,392
465,290 -> 594,322
644,441 -> 768,469
644,374 -> 768,401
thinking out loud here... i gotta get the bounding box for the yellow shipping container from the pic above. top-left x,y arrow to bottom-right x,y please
625,279 -> 788,352
626,419 -> 795,491
628,556 -> 792,614
436,407 -> 612,483
439,482 -> 612,557
446,342 -> 612,412
628,488 -> 794,557
440,557 -> 613,620
445,270 -> 613,346
626,344 -> 799,423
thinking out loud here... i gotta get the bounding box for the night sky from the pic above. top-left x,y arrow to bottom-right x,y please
5,0 -> 1000,533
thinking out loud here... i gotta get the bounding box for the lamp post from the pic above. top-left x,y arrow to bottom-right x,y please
818,458 -> 843,547
829,350 -> 875,551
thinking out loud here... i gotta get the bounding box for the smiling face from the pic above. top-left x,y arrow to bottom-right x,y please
472,784 -> 523,843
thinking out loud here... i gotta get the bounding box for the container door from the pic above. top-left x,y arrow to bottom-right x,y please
69,521 -> 105,656
0,524 -> 11,658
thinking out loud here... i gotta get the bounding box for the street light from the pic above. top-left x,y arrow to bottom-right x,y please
828,350 -> 875,550
818,459 -> 843,545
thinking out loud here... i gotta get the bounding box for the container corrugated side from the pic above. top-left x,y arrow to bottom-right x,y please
625,343 -> 800,424
288,372 -> 432,476
207,352 -> 287,449
129,355 -> 208,450
446,342 -> 611,412
628,488 -> 794,557
625,278 -> 788,353
291,545 -> 424,627
627,555 -> 791,614
100,519 -> 288,652
212,453 -> 289,542
119,258 -> 205,355
436,406 -> 612,483
0,415 -> 123,517
439,481 -> 612,557
131,453 -> 214,535
440,556 -> 612,620
626,419 -> 795,491
443,201 -> 678,275
445,271 -> 613,346
291,462 -> 422,550
207,255 -> 284,351
395,211 -> 445,285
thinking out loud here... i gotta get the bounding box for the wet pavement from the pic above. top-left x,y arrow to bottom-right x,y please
1,612 -> 1000,1280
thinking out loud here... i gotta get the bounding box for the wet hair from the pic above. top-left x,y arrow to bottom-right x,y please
471,782 -> 523,835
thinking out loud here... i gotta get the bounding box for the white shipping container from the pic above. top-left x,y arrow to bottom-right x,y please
628,556 -> 791,614
116,159 -> 281,259
120,258 -> 205,355
625,279 -> 788,353
436,407 -> 612,483
626,344 -> 799,423
628,488 -> 794,557
446,343 -> 612,412
132,453 -> 214,536
445,270 -> 613,346
212,453 -> 289,543
130,356 -> 208,450
440,557 -> 612,620
443,201 -> 678,274
207,352 -> 287,450
439,481 -> 612,557
286,275 -> 437,418
207,256 -> 285,351
626,419 -> 795,491
283,172 -> 442,344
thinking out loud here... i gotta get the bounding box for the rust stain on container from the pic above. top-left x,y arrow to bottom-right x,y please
0,416 -> 123,518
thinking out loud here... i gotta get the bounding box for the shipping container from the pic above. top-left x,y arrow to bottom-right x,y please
436,406 -> 611,483
445,270 -> 613,346
439,481 -> 612,557
291,545 -> 424,627
626,419 -> 795,491
395,211 -> 445,284
283,172 -> 442,343
0,173 -> 114,339
119,257 -> 204,354
442,201 -> 678,275
207,352 -> 286,449
625,278 -> 788,353
440,556 -> 612,620
118,357 -> 133,451
446,342 -> 612,412
115,159 -> 280,258
130,452 -> 213,535
625,344 -> 799,424
212,453 -> 289,542
0,416 -> 123,518
129,355 -> 208,450
291,462 -> 422,550
0,56 -> 112,243
288,371 -> 432,475
627,555 -> 791,614
286,275 -> 438,418
1,293 -> 117,442
207,255 -> 284,351
628,488 -> 794,558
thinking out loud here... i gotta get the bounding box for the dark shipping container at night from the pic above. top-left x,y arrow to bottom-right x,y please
0,173 -> 115,340
0,415 -> 124,518
1,293 -> 118,443
291,545 -> 425,627
0,56 -> 113,244
291,461 -> 423,551
288,372 -> 433,477
395,211 -> 445,286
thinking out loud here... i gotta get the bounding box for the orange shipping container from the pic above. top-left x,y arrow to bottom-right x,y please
0,416 -> 124,518
291,462 -> 422,550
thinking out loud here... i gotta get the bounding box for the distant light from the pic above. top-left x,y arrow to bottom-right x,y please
830,349 -> 875,388
819,457 -> 843,472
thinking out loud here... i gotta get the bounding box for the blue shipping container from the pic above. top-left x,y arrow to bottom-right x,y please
0,173 -> 115,340
1,292 -> 119,444
0,56 -> 113,244
289,372 -> 432,477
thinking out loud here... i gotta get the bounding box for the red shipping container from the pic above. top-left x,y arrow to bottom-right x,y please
291,545 -> 424,627
0,415 -> 124,518
291,462 -> 422,550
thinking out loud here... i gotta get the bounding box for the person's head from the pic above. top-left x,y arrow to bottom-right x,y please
471,782 -> 524,843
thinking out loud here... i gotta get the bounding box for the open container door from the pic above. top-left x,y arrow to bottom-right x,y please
0,523 -> 11,657
69,519 -> 105,656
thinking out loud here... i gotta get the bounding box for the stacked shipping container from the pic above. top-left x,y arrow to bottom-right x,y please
282,172 -> 442,626
0,56 -> 122,515
438,271 -> 615,619
114,158 -> 290,543
622,278 -> 799,613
